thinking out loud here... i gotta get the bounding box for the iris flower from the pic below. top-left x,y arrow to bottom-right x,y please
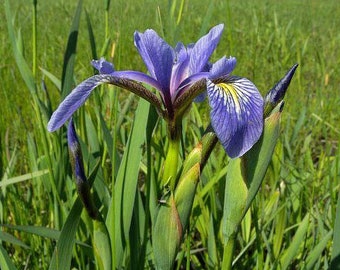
48,24 -> 263,158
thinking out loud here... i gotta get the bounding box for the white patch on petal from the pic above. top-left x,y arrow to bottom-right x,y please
207,78 -> 264,158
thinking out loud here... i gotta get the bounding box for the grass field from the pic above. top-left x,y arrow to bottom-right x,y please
1,0 -> 340,269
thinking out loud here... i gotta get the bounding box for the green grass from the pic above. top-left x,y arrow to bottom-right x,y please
1,0 -> 339,269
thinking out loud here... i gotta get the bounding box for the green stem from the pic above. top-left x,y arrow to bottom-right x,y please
222,236 -> 235,270
162,138 -> 180,190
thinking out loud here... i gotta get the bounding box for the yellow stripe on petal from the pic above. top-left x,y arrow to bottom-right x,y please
218,83 -> 242,115
207,77 -> 264,158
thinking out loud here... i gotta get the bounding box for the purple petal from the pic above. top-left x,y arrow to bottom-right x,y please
170,43 -> 190,97
48,75 -> 116,132
114,70 -> 162,91
90,58 -> 164,92
207,77 -> 264,158
134,29 -> 174,95
175,71 -> 210,99
210,56 -> 236,79
189,24 -> 224,74
91,58 -> 115,74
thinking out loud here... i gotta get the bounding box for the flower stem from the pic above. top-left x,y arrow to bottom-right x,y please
222,236 -> 235,270
162,138 -> 180,190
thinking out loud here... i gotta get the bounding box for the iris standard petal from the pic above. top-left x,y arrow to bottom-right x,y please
170,43 -> 190,97
48,75 -> 117,132
189,24 -> 224,74
209,56 -> 236,79
134,29 -> 174,94
207,77 -> 263,158
91,58 -> 115,74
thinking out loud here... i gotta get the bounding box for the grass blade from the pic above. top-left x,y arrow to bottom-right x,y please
48,157 -> 100,270
40,68 -> 62,91
85,10 -> 98,61
61,0 -> 83,99
0,244 -> 17,270
0,170 -> 49,188
48,198 -> 83,270
0,231 -> 29,249
108,98 -> 150,268
279,213 -> 310,270
331,189 -> 340,270
4,0 -> 36,95
306,230 -> 332,269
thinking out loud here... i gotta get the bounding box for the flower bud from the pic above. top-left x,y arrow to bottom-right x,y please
264,64 -> 298,117
67,119 -> 98,219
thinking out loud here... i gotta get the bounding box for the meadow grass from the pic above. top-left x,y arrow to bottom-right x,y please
0,0 -> 339,269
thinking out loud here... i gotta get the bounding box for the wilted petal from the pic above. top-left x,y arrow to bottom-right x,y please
189,24 -> 224,74
210,56 -> 236,79
207,77 -> 263,158
134,29 -> 174,94
91,58 -> 115,74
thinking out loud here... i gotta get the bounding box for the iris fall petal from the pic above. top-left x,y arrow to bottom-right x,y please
48,75 -> 118,132
207,77 -> 264,158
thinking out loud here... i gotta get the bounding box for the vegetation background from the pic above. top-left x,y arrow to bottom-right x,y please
0,0 -> 339,269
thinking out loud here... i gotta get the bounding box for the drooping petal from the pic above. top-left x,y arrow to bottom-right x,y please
91,58 -> 115,74
207,77 -> 264,158
209,56 -> 236,79
48,75 -> 114,132
189,24 -> 224,74
48,73 -> 164,132
134,29 -> 175,95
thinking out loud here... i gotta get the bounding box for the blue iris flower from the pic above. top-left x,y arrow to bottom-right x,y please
48,24 -> 264,158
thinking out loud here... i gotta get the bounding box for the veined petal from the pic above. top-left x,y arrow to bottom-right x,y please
91,58 -> 115,74
114,70 -> 162,91
189,24 -> 224,74
48,73 -> 163,132
207,77 -> 264,158
90,58 -> 164,91
210,56 -> 236,79
48,75 -> 114,132
170,43 -> 190,97
134,29 -> 174,95
175,71 -> 210,99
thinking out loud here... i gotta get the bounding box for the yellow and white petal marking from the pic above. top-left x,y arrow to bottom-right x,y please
207,77 -> 264,158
